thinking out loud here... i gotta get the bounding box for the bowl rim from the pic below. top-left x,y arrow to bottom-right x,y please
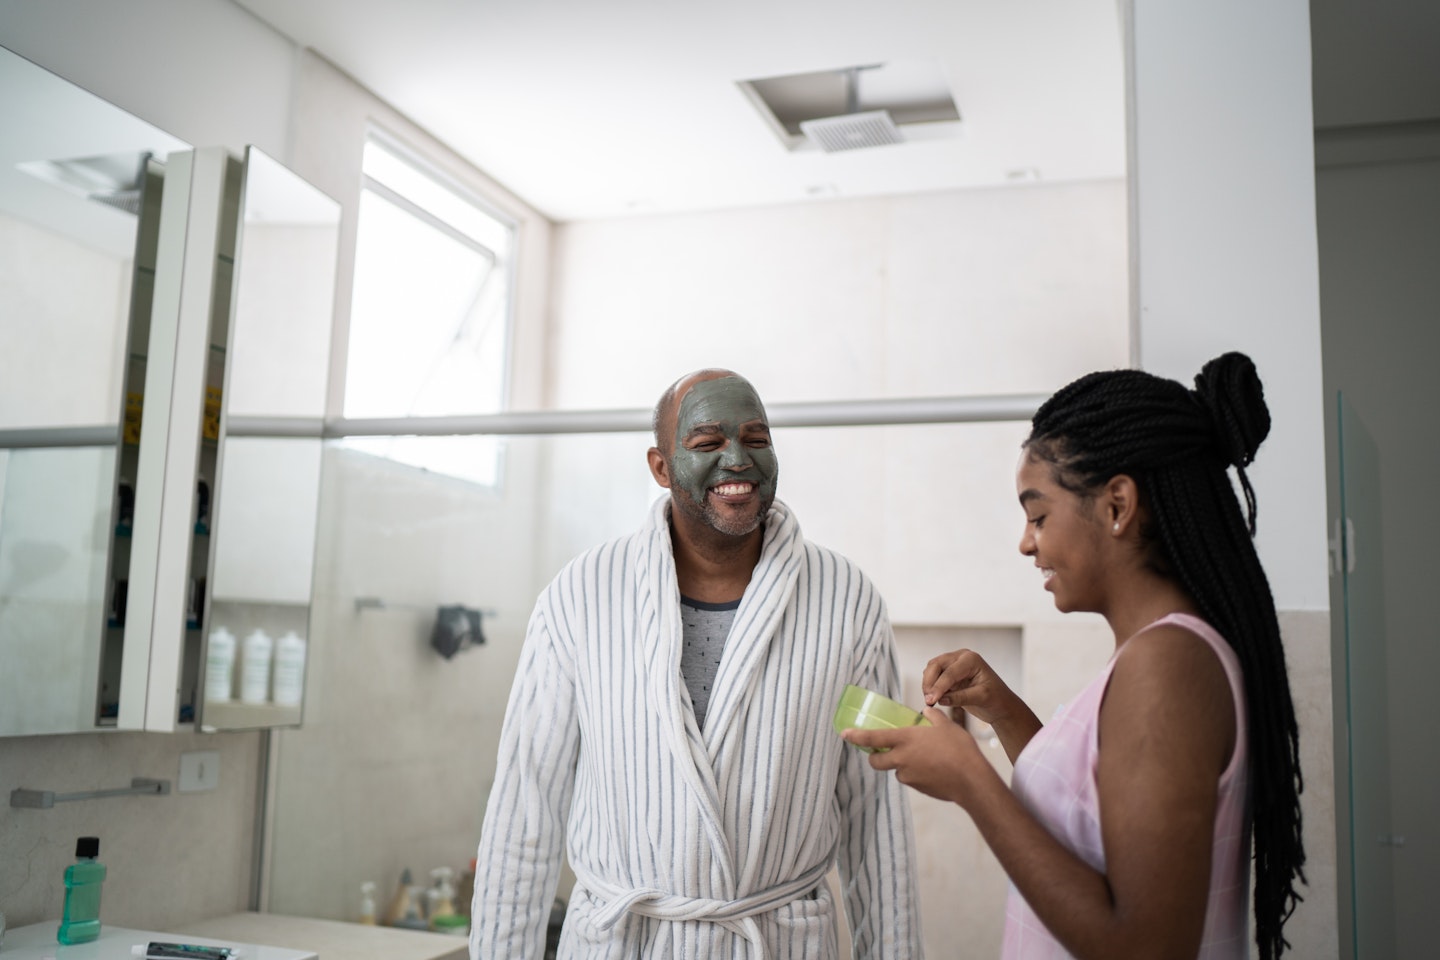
833,683 -> 926,729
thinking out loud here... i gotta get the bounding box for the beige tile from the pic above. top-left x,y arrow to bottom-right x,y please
0,729 -> 261,930
1278,609 -> 1340,959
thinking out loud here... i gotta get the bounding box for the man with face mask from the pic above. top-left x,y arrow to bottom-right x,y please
471,369 -> 923,960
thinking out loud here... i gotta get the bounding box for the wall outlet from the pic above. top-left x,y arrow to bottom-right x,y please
178,750 -> 220,792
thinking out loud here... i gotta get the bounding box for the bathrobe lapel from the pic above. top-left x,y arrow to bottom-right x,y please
700,501 -> 804,754
634,497 -> 806,892
636,497 -> 737,892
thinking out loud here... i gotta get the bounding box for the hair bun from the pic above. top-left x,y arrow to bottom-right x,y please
1193,352 -> 1270,468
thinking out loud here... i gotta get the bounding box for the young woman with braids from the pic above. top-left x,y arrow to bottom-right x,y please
843,352 -> 1306,959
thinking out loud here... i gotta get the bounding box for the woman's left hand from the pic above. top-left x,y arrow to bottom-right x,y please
842,707 -> 990,806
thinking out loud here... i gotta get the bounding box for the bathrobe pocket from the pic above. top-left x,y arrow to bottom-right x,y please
761,881 -> 840,958
556,886 -> 628,960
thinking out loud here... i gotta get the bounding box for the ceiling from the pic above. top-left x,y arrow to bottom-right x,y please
231,0 -> 1128,222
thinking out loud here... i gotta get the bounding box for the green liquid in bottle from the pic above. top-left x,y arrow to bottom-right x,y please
57,839 -> 106,944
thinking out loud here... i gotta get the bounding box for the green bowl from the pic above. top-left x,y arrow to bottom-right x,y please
833,683 -> 931,752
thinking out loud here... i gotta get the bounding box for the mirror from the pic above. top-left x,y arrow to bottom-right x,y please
0,45 -> 187,736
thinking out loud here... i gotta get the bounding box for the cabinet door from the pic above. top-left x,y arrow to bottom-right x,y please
120,146 -> 240,731
197,146 -> 341,732
118,145 -> 341,733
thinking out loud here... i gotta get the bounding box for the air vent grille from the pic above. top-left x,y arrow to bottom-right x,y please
800,110 -> 903,153
89,191 -> 142,215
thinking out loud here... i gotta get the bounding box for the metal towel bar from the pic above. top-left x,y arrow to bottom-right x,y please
10,777 -> 171,809
354,597 -> 497,617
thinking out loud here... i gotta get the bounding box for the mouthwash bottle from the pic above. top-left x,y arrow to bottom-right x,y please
57,836 -> 106,944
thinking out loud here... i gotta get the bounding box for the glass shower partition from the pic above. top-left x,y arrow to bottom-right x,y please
1336,391 -> 1395,958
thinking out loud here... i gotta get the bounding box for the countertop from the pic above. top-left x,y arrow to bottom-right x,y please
174,912 -> 468,960
0,922 -> 315,960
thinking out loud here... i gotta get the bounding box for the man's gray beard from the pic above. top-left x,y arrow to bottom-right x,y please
672,486 -> 773,538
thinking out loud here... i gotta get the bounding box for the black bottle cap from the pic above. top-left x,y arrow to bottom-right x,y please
76,836 -> 99,858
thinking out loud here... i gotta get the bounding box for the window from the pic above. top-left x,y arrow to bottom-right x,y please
342,132 -> 515,485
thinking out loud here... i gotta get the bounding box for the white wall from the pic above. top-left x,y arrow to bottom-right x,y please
1129,1 -> 1329,612
549,182 -> 1128,408
1127,1 -> 1336,954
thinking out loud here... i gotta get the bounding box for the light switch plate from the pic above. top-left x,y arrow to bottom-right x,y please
178,750 -> 220,792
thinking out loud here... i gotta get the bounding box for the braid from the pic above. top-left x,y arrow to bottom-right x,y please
1027,352 -> 1306,959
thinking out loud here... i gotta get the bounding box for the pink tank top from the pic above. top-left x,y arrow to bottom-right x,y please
1002,613 -> 1251,959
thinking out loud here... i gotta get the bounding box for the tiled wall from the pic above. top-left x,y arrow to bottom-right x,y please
0,729 -> 260,930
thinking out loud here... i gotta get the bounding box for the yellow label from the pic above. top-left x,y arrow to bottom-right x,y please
203,386 -> 222,440
123,392 -> 143,445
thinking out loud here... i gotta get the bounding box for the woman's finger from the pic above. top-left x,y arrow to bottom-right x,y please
841,727 -> 897,752
921,705 -> 953,726
923,651 -> 978,705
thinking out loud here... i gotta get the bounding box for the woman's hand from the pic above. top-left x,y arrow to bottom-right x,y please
922,649 -> 1012,718
841,707 -> 995,807
921,649 -> 1042,765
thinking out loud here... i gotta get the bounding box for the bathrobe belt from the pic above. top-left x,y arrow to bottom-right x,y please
577,857 -> 832,959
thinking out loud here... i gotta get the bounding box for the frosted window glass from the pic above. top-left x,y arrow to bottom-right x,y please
342,135 -> 514,487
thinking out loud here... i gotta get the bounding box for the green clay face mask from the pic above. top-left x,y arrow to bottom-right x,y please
670,376 -> 778,511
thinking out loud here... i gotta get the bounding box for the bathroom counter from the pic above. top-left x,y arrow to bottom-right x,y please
174,912 -> 468,960
0,922 -> 316,959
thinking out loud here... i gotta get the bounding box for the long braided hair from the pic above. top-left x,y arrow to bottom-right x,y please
1024,352 -> 1306,959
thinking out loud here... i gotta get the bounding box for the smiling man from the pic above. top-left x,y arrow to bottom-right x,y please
471,369 -> 923,960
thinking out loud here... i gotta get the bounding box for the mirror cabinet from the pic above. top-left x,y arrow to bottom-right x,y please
0,46 -> 340,736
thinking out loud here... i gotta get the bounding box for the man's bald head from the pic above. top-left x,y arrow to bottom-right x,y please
652,368 -> 744,457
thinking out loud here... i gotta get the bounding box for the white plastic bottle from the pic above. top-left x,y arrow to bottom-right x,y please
240,629 -> 273,704
204,627 -> 237,701
272,631 -> 308,707
359,881 -> 377,925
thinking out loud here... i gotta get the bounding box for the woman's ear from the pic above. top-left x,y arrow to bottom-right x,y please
1103,474 -> 1140,536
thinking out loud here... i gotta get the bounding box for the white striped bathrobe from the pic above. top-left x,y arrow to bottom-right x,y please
471,497 -> 923,959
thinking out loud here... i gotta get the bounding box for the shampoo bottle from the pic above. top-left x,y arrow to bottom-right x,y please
57,836 -> 105,944
271,631 -> 308,707
204,626 -> 237,701
240,629 -> 273,704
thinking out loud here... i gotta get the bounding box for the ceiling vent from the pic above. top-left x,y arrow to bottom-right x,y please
16,152 -> 149,216
800,110 -> 903,153
739,60 -> 961,154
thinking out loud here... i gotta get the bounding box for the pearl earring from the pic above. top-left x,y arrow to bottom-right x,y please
1112,522 -> 1120,533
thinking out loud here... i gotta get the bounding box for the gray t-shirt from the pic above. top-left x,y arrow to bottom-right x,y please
679,595 -> 739,731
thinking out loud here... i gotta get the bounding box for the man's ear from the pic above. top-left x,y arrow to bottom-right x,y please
1103,473 -> 1140,535
647,447 -> 672,489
